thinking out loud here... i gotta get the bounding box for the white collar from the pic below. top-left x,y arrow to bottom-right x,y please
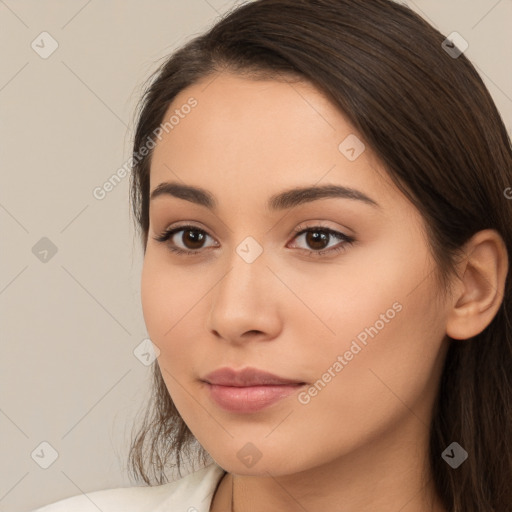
151,462 -> 227,512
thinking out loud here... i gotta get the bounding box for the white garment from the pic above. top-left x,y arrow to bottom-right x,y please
31,462 -> 227,512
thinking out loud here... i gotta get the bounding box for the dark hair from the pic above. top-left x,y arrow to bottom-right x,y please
127,0 -> 512,510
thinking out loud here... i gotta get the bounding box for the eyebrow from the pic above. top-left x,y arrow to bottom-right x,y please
149,181 -> 380,211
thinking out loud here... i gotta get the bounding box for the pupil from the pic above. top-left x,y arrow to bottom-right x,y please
181,229 -> 330,251
184,229 -> 204,249
307,231 -> 328,250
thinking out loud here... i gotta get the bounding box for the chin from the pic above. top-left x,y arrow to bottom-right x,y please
208,446 -> 307,477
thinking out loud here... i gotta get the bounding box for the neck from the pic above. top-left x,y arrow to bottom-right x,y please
218,417 -> 447,512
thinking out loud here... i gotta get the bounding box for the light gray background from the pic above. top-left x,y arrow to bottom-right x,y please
1,1 -> 511,511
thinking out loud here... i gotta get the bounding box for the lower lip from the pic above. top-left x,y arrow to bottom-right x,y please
205,383 -> 305,413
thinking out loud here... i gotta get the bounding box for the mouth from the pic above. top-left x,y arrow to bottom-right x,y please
201,367 -> 307,413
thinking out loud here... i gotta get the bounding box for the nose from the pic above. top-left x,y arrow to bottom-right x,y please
206,243 -> 283,344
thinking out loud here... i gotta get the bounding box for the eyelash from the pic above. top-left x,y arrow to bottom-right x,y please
153,223 -> 355,258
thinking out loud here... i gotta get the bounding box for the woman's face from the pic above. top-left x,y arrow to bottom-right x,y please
141,72 -> 451,476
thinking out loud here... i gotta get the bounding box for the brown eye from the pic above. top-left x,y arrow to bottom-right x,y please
153,225 -> 217,255
289,226 -> 355,257
304,230 -> 330,250
153,223 -> 355,258
179,228 -> 207,250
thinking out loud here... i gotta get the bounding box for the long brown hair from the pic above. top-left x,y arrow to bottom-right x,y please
127,1 -> 512,510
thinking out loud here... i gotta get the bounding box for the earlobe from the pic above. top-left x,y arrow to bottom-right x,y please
445,229 -> 509,341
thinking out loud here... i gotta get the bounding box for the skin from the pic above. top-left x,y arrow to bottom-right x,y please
140,72 -> 508,512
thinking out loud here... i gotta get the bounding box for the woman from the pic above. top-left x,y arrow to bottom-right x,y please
33,0 -> 512,510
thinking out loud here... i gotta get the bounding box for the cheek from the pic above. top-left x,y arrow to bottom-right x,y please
302,269 -> 446,436
140,258 -> 198,414
140,258 -> 168,341
140,252 -> 213,383
294,237 -> 446,409
141,251 -> 201,340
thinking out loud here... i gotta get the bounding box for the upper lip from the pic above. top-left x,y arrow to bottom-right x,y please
202,367 -> 305,387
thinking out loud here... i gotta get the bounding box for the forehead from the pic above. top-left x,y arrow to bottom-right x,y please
149,72 -> 395,207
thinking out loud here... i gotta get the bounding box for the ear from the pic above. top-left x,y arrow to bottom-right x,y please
446,229 -> 509,340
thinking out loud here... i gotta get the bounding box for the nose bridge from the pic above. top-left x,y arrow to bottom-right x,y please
207,234 -> 279,338
216,234 -> 268,307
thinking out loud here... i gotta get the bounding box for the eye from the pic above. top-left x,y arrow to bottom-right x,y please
153,224 -> 217,256
288,223 -> 355,257
152,222 -> 356,258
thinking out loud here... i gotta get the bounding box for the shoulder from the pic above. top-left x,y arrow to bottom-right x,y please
31,462 -> 226,512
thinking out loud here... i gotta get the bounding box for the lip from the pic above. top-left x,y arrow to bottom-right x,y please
202,366 -> 305,386
201,367 -> 306,413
